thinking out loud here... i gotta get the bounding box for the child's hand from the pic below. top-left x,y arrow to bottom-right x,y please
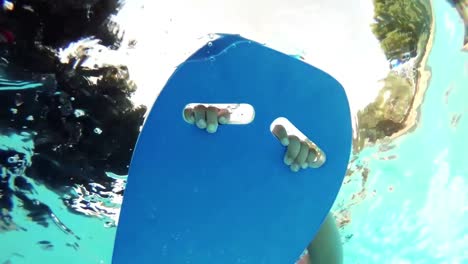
183,105 -> 230,133
272,124 -> 325,172
183,105 -> 324,172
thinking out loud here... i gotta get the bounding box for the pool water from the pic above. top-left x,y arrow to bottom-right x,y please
333,0 -> 468,262
0,0 -> 467,263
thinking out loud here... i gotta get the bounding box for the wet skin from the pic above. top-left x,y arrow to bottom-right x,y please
183,105 -> 323,172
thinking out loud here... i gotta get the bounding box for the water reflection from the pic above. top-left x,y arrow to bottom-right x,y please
1,1 -> 145,262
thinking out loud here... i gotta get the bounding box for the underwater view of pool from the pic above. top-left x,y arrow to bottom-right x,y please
0,0 -> 467,263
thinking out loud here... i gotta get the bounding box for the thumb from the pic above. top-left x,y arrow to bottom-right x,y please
272,124 -> 289,146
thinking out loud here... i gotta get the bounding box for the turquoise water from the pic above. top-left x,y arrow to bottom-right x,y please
0,133 -> 116,262
1,0 -> 467,263
333,0 -> 468,263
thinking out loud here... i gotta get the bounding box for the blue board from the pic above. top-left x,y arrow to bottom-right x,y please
113,34 -> 352,263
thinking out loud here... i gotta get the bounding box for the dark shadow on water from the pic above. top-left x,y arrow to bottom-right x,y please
0,0 -> 146,233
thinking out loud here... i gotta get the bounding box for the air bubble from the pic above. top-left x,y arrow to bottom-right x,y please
3,1 -> 14,11
207,41 -> 213,47
94,127 -> 103,134
74,109 -> 85,118
15,93 -> 23,106
209,56 -> 215,62
7,156 -> 18,163
20,131 -> 31,137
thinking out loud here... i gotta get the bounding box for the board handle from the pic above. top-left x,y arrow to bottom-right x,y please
271,117 -> 326,169
183,104 -> 326,170
183,103 -> 255,125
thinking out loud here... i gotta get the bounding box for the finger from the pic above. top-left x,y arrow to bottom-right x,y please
193,105 -> 207,129
218,109 -> 230,124
290,163 -> 300,172
206,106 -> 219,133
306,148 -> 318,167
295,142 -> 309,169
183,107 -> 195,124
284,135 -> 300,165
272,124 -> 289,146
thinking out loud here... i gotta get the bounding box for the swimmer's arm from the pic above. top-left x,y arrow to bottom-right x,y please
306,213 -> 343,264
